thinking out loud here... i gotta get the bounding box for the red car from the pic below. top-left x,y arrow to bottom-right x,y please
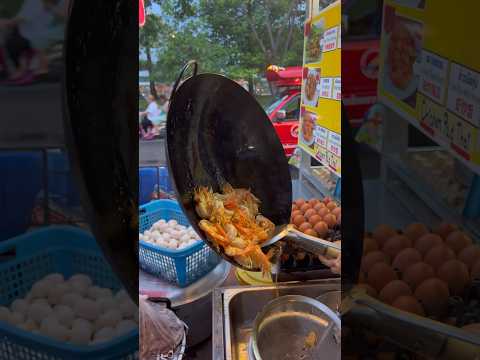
265,66 -> 303,157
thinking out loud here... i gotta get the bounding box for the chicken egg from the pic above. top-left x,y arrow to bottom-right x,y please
293,215 -> 306,227
367,263 -> 398,292
314,203 -> 326,212
323,214 -> 336,228
433,222 -> 458,240
392,248 -> 422,273
300,203 -> 312,213
424,245 -> 455,270
414,278 -> 449,317
304,209 -> 317,220
363,237 -> 379,255
361,251 -> 390,274
379,280 -> 412,305
414,234 -> 443,256
445,231 -> 472,254
458,245 -> 480,270
298,222 -> 312,232
313,221 -> 328,238
392,296 -> 425,316
437,259 -> 470,296
402,262 -> 434,290
382,235 -> 409,258
403,223 -> 429,244
372,224 -> 397,247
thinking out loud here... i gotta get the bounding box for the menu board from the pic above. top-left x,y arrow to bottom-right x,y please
299,0 -> 341,177
378,0 -> 480,173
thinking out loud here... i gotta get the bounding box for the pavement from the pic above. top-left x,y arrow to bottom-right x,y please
139,139 -> 166,166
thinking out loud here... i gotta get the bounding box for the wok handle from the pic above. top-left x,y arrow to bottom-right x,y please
170,60 -> 198,103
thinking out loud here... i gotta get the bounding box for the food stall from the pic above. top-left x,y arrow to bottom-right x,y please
138,1 -> 342,359
345,0 -> 480,358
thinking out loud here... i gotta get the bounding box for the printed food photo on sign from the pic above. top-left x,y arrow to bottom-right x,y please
300,110 -> 317,149
381,8 -> 423,109
304,18 -> 325,64
303,68 -> 321,107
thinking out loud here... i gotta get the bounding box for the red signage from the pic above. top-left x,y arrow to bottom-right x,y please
139,0 -> 145,27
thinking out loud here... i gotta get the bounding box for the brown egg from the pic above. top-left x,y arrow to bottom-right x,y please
313,222 -> 328,237
291,210 -> 302,220
300,203 -> 312,213
372,224 -> 397,247
392,248 -> 422,273
403,262 -> 434,290
437,259 -> 470,296
472,260 -> 480,281
323,197 -> 332,205
326,202 -> 337,210
294,198 -> 306,207
458,245 -> 480,270
392,296 -> 425,316
308,198 -> 320,207
356,283 -> 378,298
304,209 -> 317,220
445,231 -> 473,254
433,222 -> 458,239
292,204 -> 298,211
361,251 -> 391,274
298,222 -> 313,232
424,245 -> 456,270
382,235 -> 409,258
293,215 -> 306,227
317,207 -> 330,218
414,234 -> 443,256
404,223 -> 429,243
304,228 -> 318,237
314,202 -> 326,211
379,280 -> 412,305
309,215 -> 323,226
367,263 -> 398,292
414,278 -> 449,317
363,237 -> 379,255
331,207 -> 341,218
323,214 -> 336,228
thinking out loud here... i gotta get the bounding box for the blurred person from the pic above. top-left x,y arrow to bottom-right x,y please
139,94 -> 161,140
318,253 -> 341,275
0,0 -> 67,84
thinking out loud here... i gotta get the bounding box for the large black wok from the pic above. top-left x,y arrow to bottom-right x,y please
166,61 -> 292,270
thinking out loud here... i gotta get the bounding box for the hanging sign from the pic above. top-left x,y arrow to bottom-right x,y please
299,0 -> 341,177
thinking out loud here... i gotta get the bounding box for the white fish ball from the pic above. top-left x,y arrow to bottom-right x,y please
54,305 -> 75,327
61,293 -> 83,308
40,317 -> 69,342
69,274 -> 93,287
94,309 -> 121,330
167,219 -> 178,227
11,299 -> 29,315
30,280 -> 50,299
47,282 -> 71,305
74,299 -> 100,321
70,280 -> 89,297
96,297 -> 116,313
69,322 -> 92,345
72,318 -> 93,332
115,319 -> 137,336
28,303 -> 52,324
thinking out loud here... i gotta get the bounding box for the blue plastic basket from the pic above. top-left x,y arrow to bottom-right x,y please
0,226 -> 138,360
139,200 -> 220,287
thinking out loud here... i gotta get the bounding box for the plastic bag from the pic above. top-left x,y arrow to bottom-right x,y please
139,296 -> 186,359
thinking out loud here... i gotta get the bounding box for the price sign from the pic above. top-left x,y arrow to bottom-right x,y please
418,50 -> 449,104
333,77 -> 341,100
327,131 -> 341,157
316,147 -> 328,164
327,151 -> 341,174
447,63 -> 480,126
320,78 -> 333,99
323,26 -> 339,52
316,127 -> 328,148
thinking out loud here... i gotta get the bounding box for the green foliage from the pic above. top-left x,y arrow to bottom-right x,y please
139,0 -> 305,84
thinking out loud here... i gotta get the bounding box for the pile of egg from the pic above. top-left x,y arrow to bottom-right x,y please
0,273 -> 137,346
358,222 -> 480,326
139,219 -> 200,250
